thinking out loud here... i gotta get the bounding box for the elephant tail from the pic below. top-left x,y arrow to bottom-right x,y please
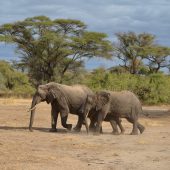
140,107 -> 149,117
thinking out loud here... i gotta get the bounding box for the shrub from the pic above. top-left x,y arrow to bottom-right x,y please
0,60 -> 35,97
84,70 -> 170,104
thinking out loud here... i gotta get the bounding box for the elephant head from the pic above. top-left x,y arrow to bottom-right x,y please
28,82 -> 69,132
95,91 -> 110,111
84,91 -> 110,118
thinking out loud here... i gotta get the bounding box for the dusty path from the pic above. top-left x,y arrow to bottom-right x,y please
0,98 -> 170,170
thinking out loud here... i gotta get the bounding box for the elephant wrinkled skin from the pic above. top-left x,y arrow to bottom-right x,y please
84,91 -> 145,135
29,82 -> 93,133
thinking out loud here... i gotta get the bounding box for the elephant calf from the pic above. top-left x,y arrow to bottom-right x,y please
83,91 -> 145,135
88,109 -> 125,134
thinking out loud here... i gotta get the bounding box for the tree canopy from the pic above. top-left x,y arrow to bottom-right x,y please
0,16 -> 113,85
114,32 -> 170,74
1,16 -> 170,104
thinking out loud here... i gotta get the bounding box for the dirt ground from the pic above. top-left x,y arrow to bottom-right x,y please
0,98 -> 170,170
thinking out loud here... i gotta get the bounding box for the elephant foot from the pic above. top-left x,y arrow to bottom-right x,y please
139,126 -> 145,134
73,126 -> 81,132
120,129 -> 125,134
112,131 -> 120,135
67,124 -> 72,131
29,128 -> 33,132
49,128 -> 57,132
89,127 -> 95,132
120,131 -> 125,135
93,128 -> 101,135
130,131 -> 138,135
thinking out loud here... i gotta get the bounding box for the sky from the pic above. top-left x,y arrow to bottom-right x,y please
0,0 -> 170,69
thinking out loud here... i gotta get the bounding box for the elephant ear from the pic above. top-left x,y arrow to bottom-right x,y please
87,94 -> 95,105
47,87 -> 69,117
46,89 -> 56,104
96,91 -> 110,111
38,85 -> 48,99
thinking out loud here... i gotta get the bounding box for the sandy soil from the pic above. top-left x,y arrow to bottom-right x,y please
0,98 -> 170,170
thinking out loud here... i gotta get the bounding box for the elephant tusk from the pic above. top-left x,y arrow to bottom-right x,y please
27,102 -> 41,112
85,110 -> 90,117
27,106 -> 36,112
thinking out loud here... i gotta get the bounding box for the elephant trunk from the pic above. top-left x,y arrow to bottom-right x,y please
29,94 -> 42,132
84,117 -> 89,134
83,108 -> 90,134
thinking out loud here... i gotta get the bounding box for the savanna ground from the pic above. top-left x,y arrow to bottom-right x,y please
0,98 -> 170,170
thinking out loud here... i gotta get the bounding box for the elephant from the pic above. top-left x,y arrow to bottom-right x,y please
83,91 -> 145,135
88,109 -> 125,134
28,82 -> 93,133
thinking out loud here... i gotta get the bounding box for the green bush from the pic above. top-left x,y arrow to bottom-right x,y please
0,72 -> 6,91
1,60 -> 170,104
0,60 -> 35,97
84,69 -> 170,104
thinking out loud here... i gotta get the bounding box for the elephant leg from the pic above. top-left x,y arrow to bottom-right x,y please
126,117 -> 144,134
131,121 -> 138,135
73,114 -> 89,134
60,115 -> 72,131
126,117 -> 138,135
89,117 -> 97,132
50,103 -> 59,132
110,119 -> 119,135
116,118 -> 125,134
50,112 -> 58,132
137,122 -> 145,134
73,116 -> 83,132
95,112 -> 104,135
100,126 -> 103,134
84,116 -> 89,134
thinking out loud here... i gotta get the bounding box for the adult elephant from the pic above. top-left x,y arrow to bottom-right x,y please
28,82 -> 93,133
83,91 -> 145,135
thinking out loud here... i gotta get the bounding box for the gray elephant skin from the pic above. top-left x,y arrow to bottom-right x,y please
84,91 -> 145,135
88,110 -> 125,134
29,82 -> 93,133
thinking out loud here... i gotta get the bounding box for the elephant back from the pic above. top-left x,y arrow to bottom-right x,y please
109,90 -> 142,115
61,84 -> 93,97
58,84 -> 93,111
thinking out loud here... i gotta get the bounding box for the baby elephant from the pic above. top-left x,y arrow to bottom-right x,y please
84,91 -> 145,135
88,110 -> 125,134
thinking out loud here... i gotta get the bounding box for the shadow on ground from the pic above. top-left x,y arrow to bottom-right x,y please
0,126 -> 68,133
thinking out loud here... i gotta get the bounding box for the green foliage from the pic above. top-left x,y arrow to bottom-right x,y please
0,59 -> 170,104
114,32 -> 155,74
145,74 -> 170,104
0,60 -> 34,97
143,46 -> 170,73
0,16 -> 170,103
0,16 -> 113,85
0,72 -> 6,91
84,69 -> 170,104
114,32 -> 170,74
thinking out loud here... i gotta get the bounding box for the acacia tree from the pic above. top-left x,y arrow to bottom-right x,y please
114,32 -> 155,74
144,46 -> 170,73
0,16 -> 113,85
